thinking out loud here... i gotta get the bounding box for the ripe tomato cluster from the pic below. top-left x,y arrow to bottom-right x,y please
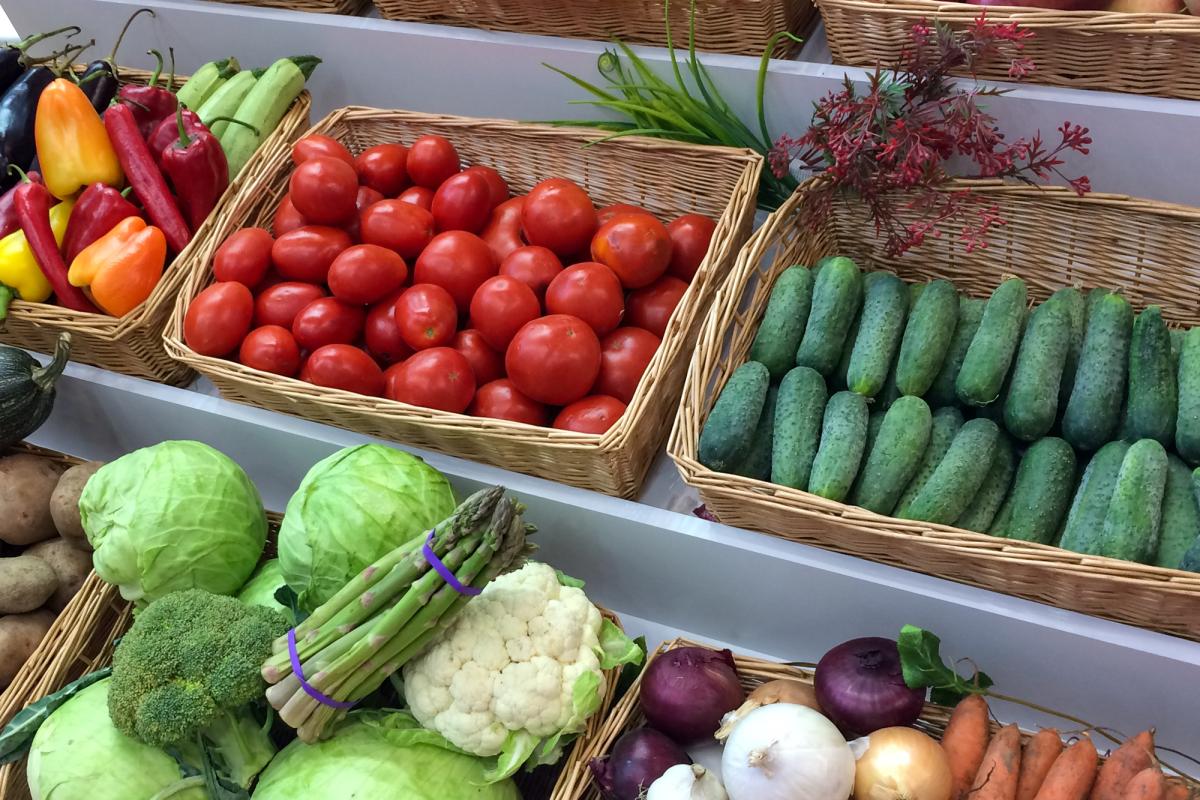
183,133 -> 716,434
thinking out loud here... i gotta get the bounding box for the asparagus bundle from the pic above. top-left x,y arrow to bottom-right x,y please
261,486 -> 531,742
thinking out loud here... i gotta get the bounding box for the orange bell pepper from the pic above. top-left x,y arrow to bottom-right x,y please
35,79 -> 124,199
67,217 -> 166,317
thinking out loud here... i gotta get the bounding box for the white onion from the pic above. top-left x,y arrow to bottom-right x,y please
647,764 -> 729,800
720,703 -> 855,800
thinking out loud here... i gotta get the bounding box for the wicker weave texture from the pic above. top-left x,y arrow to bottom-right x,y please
218,0 -> 369,12
669,178 -> 1200,641
819,0 -> 1200,100
164,106 -> 762,499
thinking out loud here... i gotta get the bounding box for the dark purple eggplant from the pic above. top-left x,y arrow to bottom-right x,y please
0,26 -> 79,98
0,66 -> 57,189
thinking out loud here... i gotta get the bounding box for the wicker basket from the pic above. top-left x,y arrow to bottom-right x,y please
669,177 -> 1200,641
371,0 -> 814,58
0,67 -> 311,386
212,0 -> 370,13
818,0 -> 1200,100
164,106 -> 761,499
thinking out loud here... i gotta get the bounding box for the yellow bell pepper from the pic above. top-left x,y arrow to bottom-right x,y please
35,79 -> 124,199
68,216 -> 166,317
0,198 -> 74,320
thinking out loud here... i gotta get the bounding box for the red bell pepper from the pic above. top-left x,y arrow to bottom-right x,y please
116,49 -> 177,138
9,167 -> 99,313
62,182 -> 143,264
0,170 -> 48,239
160,106 -> 229,232
147,107 -> 205,169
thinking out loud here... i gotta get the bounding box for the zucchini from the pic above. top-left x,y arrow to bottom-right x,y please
955,434 -> 1016,532
796,257 -> 863,376
1003,296 -> 1070,441
734,386 -> 778,481
850,396 -> 933,515
771,367 -> 827,490
1001,437 -> 1077,544
222,56 -> 322,177
847,273 -> 908,397
197,69 -> 257,135
177,57 -> 239,111
1126,305 -> 1176,446
901,418 -> 1001,525
896,279 -> 958,397
0,334 -> 69,448
697,361 -> 769,473
956,278 -> 1028,407
808,390 -> 869,502
1059,440 -> 1131,554
927,297 -> 986,408
1154,455 -> 1200,568
1062,291 -> 1133,452
748,267 -> 814,380
1175,328 -> 1200,464
894,407 -> 966,517
1097,438 -> 1167,563
1054,287 -> 1087,413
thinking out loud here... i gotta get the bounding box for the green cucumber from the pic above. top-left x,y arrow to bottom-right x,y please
896,279 -> 958,397
989,492 -> 1015,537
1059,440 -> 1131,554
697,361 -> 769,473
1097,438 -> 1167,563
748,267 -> 814,380
1175,328 -> 1200,464
847,273 -> 908,397
1054,288 -> 1087,413
833,297 -> 865,391
197,69 -> 257,136
927,298 -> 986,408
850,396 -> 933,515
956,278 -> 1028,407
222,56 -> 321,177
808,390 -> 869,502
955,434 -> 1016,532
864,410 -> 887,458
771,367 -> 828,490
1001,437 -> 1077,544
1003,296 -> 1070,442
901,418 -> 1001,524
1126,306 -> 1176,446
1154,455 -> 1200,568
894,407 -> 966,517
1171,328 -> 1184,369
1062,291 -> 1134,452
734,386 -> 778,481
1180,538 -> 1200,572
796,257 -> 863,376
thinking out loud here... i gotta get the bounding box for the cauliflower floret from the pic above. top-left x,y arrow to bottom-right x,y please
403,561 -> 605,757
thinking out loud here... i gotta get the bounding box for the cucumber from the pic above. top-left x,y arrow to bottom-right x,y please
850,396 -> 933,514
1171,328 -> 1184,370
909,282 -> 927,306
734,386 -> 778,481
1175,328 -> 1200,464
748,267 -> 814,380
1180,537 -> 1200,572
833,298 -> 865,391
901,418 -> 1001,525
847,273 -> 908,397
197,69 -> 257,134
1126,305 -> 1176,447
796,257 -> 863,376
697,361 -> 769,473
956,278 -> 1028,407
896,279 -> 958,397
895,407 -> 966,517
989,492 -> 1015,537
177,57 -> 239,110
808,390 -> 869,502
1003,296 -> 1070,441
1054,288 -> 1087,413
1001,437 -> 1078,544
1062,291 -> 1134,452
1154,455 -> 1200,568
864,410 -> 887,458
771,367 -> 828,490
927,298 -> 986,408
223,56 -> 322,177
955,434 -> 1016,532
1059,440 -> 1132,554
1097,438 -> 1168,563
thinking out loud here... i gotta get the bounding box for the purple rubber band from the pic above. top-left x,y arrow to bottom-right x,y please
423,531 -> 482,596
288,628 -> 356,710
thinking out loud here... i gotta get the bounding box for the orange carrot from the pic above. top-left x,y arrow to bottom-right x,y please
1123,769 -> 1165,800
972,724 -> 1023,800
1091,731 -> 1157,800
1164,778 -> 1194,800
945,695 -> 992,800
1018,729 -> 1066,800
1034,736 -> 1100,800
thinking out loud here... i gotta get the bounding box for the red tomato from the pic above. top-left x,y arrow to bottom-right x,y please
271,226 -> 352,283
289,156 -> 359,226
666,214 -> 716,282
292,297 -> 366,350
468,379 -> 547,426
413,231 -> 498,312
301,344 -> 384,396
431,171 -> 492,233
386,347 -> 475,413
554,395 -> 626,434
358,199 -> 435,261
597,203 -> 654,226
545,261 -> 624,337
394,283 -> 458,350
238,325 -> 302,377
355,143 -> 410,196
595,327 -> 660,404
356,185 -> 385,211
291,135 -> 355,167
481,196 -> 525,264
364,293 -> 412,365
326,244 -> 408,305
469,275 -> 540,351
397,186 -> 434,210
626,276 -> 687,339
273,194 -> 306,237
521,178 -> 597,258
591,212 -> 672,289
464,165 -> 509,209
499,246 -> 562,301
406,135 -> 460,189
213,227 -> 273,288
506,314 -> 601,406
452,329 -> 504,385
184,282 -> 254,357
254,282 -> 326,329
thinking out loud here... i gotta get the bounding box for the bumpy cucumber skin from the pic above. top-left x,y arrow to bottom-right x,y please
807,390 -> 869,502
847,273 -> 909,397
1062,292 -> 1134,452
896,279 -> 959,398
894,406 -> 966,517
1059,440 -> 1132,554
698,361 -> 769,473
927,298 -> 986,408
796,258 -> 864,376
1003,296 -> 1070,442
989,492 -> 1015,537
901,418 -> 1001,525
1002,437 -> 1078,544
749,267 -> 814,381
734,385 -> 778,481
1175,328 -> 1200,464
833,298 -> 865,391
1153,455 -> 1200,568
1054,288 -> 1087,414
956,278 -> 1028,407
864,410 -> 887,458
851,396 -> 933,515
955,434 -> 1017,533
1126,306 -> 1177,447
771,367 -> 828,490
1098,438 -> 1168,563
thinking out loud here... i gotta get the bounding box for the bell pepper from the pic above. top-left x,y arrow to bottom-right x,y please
160,105 -> 228,231
68,216 -> 166,317
147,107 -> 206,169
34,78 -> 124,199
0,197 -> 73,320
62,182 -> 142,264
104,103 -> 191,253
11,169 -> 97,313
117,49 -> 177,138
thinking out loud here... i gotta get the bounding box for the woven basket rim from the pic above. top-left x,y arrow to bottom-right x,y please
815,0 -> 1200,30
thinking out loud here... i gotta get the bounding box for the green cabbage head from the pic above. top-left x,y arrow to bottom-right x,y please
278,445 -> 455,611
81,441 -> 267,603
236,558 -> 295,625
252,711 -> 520,800
27,678 -> 208,800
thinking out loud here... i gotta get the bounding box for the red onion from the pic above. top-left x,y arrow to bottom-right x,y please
640,646 -> 745,744
814,636 -> 925,736
590,727 -> 690,800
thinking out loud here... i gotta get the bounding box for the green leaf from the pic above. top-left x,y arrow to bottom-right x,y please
555,570 -> 586,589
273,585 -> 309,626
0,667 -> 112,764
897,625 -> 992,706
615,636 -> 648,699
596,619 -> 645,671
484,730 -> 540,783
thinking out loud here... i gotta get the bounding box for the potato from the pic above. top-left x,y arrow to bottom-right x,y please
0,555 -> 58,613
24,539 -> 91,611
0,609 -> 55,690
0,455 -> 66,546
50,461 -> 104,551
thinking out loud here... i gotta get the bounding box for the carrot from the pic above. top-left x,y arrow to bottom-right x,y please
1122,769 -> 1165,800
1034,736 -> 1100,800
1091,731 -> 1157,800
945,695 -> 992,800
1164,778 -> 1194,800
972,724 -> 1023,800
1018,729 -> 1066,800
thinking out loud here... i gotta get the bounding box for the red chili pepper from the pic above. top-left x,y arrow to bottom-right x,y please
116,49 -> 177,138
146,107 -> 205,169
160,106 -> 229,232
10,167 -> 99,313
62,182 -> 143,264
103,102 -> 191,253
0,170 -> 49,239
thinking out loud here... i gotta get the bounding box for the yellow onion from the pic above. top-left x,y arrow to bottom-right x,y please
852,727 -> 953,800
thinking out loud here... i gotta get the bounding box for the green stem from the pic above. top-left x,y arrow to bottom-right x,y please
12,25 -> 79,56
145,48 -> 163,88
31,333 -> 71,393
0,285 -> 15,325
107,8 -> 154,64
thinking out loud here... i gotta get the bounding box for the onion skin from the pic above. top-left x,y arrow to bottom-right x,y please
591,727 -> 691,800
814,637 -> 925,736
854,727 -> 953,800
641,647 -> 746,744
716,679 -> 821,740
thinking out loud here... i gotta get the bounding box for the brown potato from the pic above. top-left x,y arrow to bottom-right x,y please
50,461 -> 104,551
0,555 -> 58,613
0,609 -> 55,689
24,539 -> 91,611
0,455 -> 66,546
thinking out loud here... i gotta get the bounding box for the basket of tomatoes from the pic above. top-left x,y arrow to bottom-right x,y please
164,106 -> 762,498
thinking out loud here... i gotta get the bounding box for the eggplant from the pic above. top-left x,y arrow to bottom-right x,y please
79,60 -> 118,112
0,26 -> 79,98
0,66 -> 56,189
